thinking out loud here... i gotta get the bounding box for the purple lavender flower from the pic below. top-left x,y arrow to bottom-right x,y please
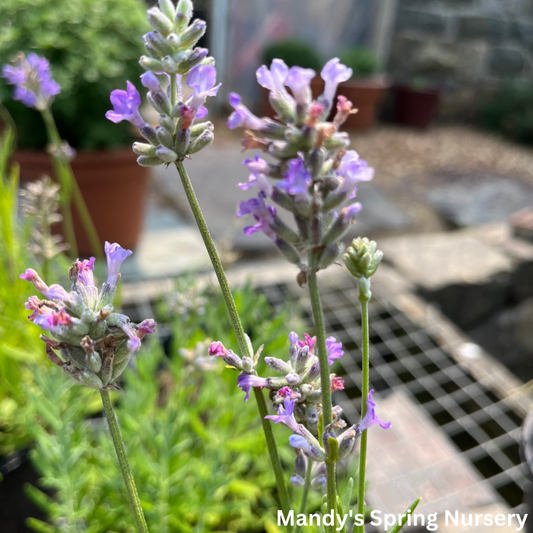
276,159 -> 312,195
237,373 -> 269,401
243,155 -> 270,175
238,156 -> 273,196
265,397 -> 300,432
228,93 -> 265,130
236,192 -> 277,238
337,150 -> 374,197
104,241 -> 132,286
140,71 -> 162,93
20,268 -> 51,298
330,376 -> 345,391
186,65 -> 221,112
298,333 -> 316,352
359,390 -> 392,431
285,67 -> 315,106
256,59 -> 289,94
120,322 -> 142,352
326,336 -> 344,365
2,53 -> 60,110
138,319 -> 157,337
47,284 -> 72,302
75,257 -> 95,286
321,58 -> 352,104
208,341 -> 227,357
289,435 -> 313,455
105,82 -> 146,129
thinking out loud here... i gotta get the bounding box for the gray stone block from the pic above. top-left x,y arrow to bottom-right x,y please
397,9 -> 448,35
489,47 -> 525,76
458,16 -> 507,41
379,231 -> 514,328
510,21 -> 533,47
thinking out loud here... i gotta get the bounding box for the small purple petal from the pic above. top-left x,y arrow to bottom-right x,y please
359,390 -> 391,432
105,241 -> 132,286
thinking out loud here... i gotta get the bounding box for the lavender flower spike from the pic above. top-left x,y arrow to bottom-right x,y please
238,157 -> 273,196
285,66 -> 316,106
277,158 -> 312,195
265,397 -> 300,433
256,59 -> 289,94
2,53 -> 60,110
359,390 -> 392,432
105,241 -> 133,286
228,93 -> 265,130
321,58 -> 353,104
326,336 -> 344,365
105,81 -> 146,129
237,373 -> 269,401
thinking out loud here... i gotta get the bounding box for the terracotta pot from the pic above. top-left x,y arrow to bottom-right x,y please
394,85 -> 441,129
336,78 -> 390,130
261,76 -> 325,119
14,148 -> 149,255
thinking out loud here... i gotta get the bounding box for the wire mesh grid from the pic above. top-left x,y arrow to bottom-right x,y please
121,266 -> 529,511
259,273 -> 528,511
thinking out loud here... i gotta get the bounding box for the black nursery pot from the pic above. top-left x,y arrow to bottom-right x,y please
394,85 -> 441,129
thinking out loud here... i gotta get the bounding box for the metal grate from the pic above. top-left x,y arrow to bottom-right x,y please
260,274 -> 528,511
120,265 -> 530,511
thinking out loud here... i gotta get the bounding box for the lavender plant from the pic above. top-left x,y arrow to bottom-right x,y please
103,1 -> 419,531
20,245 -> 156,533
2,53 -> 101,257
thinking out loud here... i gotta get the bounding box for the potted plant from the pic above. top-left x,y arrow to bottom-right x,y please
260,40 -> 322,118
0,0 -> 150,254
336,47 -> 389,130
394,77 -> 441,129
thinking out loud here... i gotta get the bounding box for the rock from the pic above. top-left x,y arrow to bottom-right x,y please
510,21 -> 533,48
396,9 -> 448,36
379,231 -> 513,328
458,16 -> 507,42
427,178 -> 533,228
488,47 -> 525,76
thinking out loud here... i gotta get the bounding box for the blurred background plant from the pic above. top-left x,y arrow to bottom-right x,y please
338,48 -> 379,78
0,0 -> 148,150
261,40 -> 322,72
481,80 -> 533,147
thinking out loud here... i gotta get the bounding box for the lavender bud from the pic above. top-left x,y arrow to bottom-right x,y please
271,188 -> 296,213
86,352 -> 102,374
274,237 -> 301,266
242,356 -> 254,373
180,19 -> 207,48
300,383 -> 313,397
171,102 -> 183,118
306,389 -> 322,402
305,404 -> 319,426
322,189 -> 348,212
156,126 -> 174,148
294,195 -> 313,218
269,141 -> 299,160
323,132 -> 350,151
311,216 -> 322,244
286,371 -> 300,386
133,142 -> 157,156
294,345 -> 310,374
269,217 -> 301,245
140,125 -> 158,144
137,155 -> 162,167
264,356 -> 292,375
201,56 -> 216,67
317,243 -> 344,270
147,7 -> 174,36
258,119 -> 287,140
301,360 -> 320,383
337,426 -> 357,459
148,92 -> 172,116
160,114 -> 176,133
190,121 -> 214,137
177,47 -> 208,74
156,146 -> 178,163
269,91 -> 296,122
167,33 -> 181,48
291,475 -> 305,487
144,31 -> 173,57
174,128 -> 191,157
267,376 -> 291,389
309,148 -> 325,179
343,237 -> 383,279
162,55 -> 179,73
175,0 -> 194,29
63,365 -> 103,390
322,204 -> 361,246
294,214 -> 309,240
140,56 -> 164,72
223,351 -> 243,370
295,452 -> 307,478
158,0 -> 176,21
311,476 -> 326,490
187,130 -> 214,154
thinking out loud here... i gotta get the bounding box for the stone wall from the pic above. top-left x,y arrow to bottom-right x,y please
388,0 -> 533,117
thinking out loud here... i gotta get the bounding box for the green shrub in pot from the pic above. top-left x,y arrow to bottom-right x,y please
338,47 -> 379,78
0,0 -> 149,150
261,40 -> 321,71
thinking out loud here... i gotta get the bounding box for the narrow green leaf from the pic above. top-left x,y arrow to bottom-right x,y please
386,498 -> 422,533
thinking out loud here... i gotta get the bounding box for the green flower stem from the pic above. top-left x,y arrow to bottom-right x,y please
170,74 -> 178,107
356,295 -> 370,533
175,161 -> 292,528
295,460 -> 313,533
100,390 -> 149,533
41,108 -> 102,258
307,267 -> 336,532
